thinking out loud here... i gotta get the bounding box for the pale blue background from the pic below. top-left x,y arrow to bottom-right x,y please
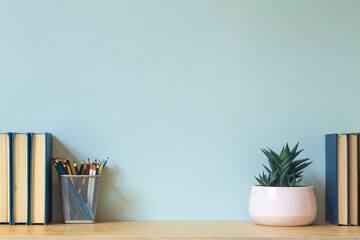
0,0 -> 359,221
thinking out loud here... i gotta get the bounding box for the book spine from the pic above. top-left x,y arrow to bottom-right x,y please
27,133 -> 32,225
347,135 -> 350,226
8,132 -> 14,225
325,134 -> 339,226
358,134 -> 360,226
44,133 -> 52,225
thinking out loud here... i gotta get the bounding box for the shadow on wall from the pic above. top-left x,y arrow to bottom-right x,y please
96,164 -> 132,221
51,137 -> 135,221
51,137 -> 78,221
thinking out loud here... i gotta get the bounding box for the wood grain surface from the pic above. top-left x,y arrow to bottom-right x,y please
0,221 -> 358,239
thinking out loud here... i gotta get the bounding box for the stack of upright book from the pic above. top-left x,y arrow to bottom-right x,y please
0,132 -> 52,225
325,133 -> 360,226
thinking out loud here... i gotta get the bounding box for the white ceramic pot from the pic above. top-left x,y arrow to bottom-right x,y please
249,185 -> 317,226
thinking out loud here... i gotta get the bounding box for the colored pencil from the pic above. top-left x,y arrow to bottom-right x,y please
74,161 -> 79,175
99,157 -> 108,175
85,159 -> 90,175
53,161 -> 61,175
66,157 -> 73,175
63,163 -> 69,175
56,160 -> 66,175
79,161 -> 84,175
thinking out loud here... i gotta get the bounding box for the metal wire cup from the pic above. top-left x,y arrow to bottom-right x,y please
59,175 -> 101,223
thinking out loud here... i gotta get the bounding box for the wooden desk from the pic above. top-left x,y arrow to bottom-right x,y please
0,221 -> 358,239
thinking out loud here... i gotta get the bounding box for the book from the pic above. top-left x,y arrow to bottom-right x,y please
325,133 -> 339,225
358,134 -> 360,226
12,133 -> 30,224
0,133 -> 11,223
29,133 -> 52,225
349,134 -> 358,225
337,134 -> 348,226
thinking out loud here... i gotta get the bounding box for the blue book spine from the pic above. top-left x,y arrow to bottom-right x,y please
346,135 -> 350,226
358,134 -> 360,226
325,134 -> 339,226
27,133 -> 32,225
8,133 -> 14,225
44,133 -> 52,225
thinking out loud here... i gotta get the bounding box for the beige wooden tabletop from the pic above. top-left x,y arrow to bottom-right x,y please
0,221 -> 358,239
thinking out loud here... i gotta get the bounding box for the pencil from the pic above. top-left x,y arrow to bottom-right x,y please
62,158 -> 68,172
74,161 -> 79,175
67,163 -> 75,185
53,161 -> 61,175
99,157 -> 108,175
67,164 -> 72,176
66,157 -> 73,175
85,159 -> 90,175
82,164 -> 87,175
63,163 -> 69,175
88,164 -> 95,205
99,164 -> 103,175
56,160 -> 66,175
79,161 -> 84,175
79,159 -> 90,194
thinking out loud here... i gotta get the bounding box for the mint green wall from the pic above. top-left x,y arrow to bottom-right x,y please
1,0 -> 359,221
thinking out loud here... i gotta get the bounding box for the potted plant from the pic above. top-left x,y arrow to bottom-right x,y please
249,143 -> 317,226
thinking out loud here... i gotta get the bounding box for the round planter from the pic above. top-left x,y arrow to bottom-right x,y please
249,185 -> 317,226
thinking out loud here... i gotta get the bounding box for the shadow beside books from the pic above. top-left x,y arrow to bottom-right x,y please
52,137 -> 79,222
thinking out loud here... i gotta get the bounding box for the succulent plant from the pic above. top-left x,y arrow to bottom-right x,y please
255,143 -> 312,187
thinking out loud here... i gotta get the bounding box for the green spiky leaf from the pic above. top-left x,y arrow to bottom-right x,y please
294,162 -> 313,173
294,178 -> 302,187
255,176 -> 264,185
263,164 -> 272,174
255,143 -> 311,187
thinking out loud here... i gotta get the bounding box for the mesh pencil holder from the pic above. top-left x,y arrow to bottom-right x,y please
59,175 -> 101,223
